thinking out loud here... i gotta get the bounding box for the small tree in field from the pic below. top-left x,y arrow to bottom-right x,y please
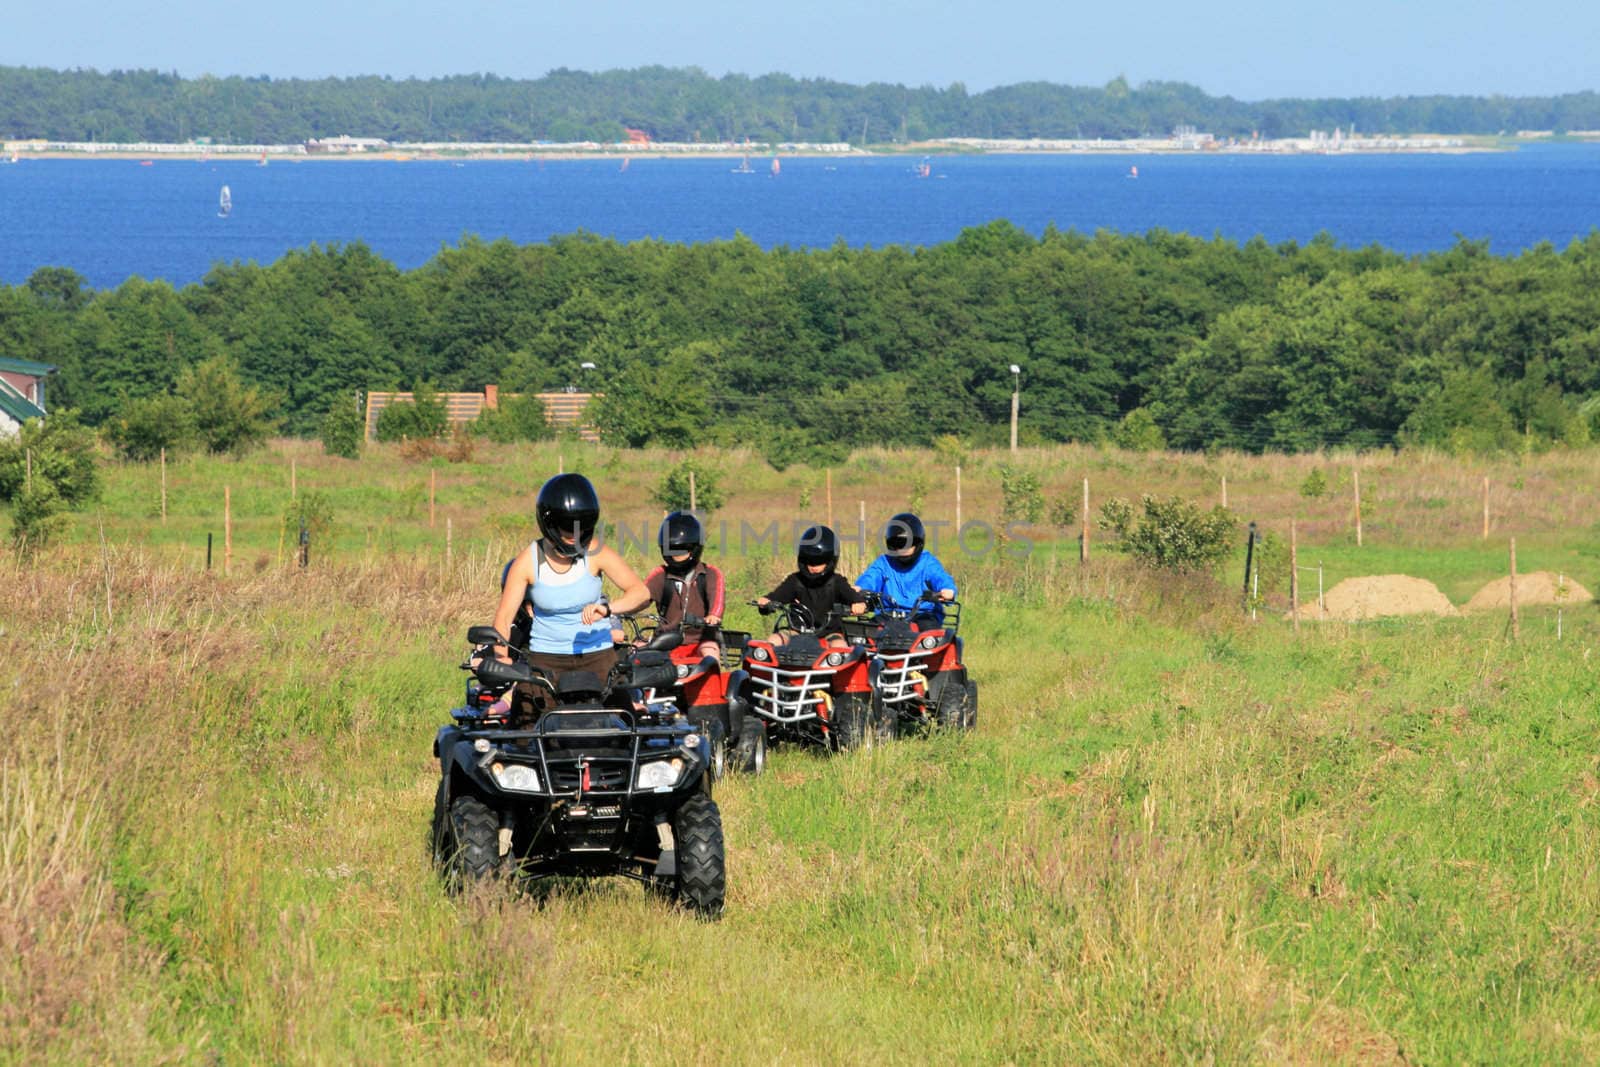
652,459 -> 726,514
1122,495 -> 1236,572
177,355 -> 281,456
320,396 -> 364,459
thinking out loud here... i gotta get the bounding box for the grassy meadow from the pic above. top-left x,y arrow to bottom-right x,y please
4,439 -> 1600,1063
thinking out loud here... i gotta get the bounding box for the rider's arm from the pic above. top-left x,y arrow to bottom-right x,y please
762,574 -> 801,606
493,547 -> 535,645
854,555 -> 887,593
703,563 -> 725,625
925,553 -> 957,600
588,545 -> 652,623
642,566 -> 666,610
836,574 -> 868,614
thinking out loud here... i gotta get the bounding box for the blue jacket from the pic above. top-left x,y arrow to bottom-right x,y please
855,552 -> 957,615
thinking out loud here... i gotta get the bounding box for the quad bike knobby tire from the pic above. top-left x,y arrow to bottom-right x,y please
936,676 -> 978,732
732,716 -> 767,775
832,692 -> 876,751
671,793 -> 726,917
439,793 -> 504,891
688,709 -> 729,783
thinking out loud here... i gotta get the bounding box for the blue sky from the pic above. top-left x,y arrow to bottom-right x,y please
6,0 -> 1597,99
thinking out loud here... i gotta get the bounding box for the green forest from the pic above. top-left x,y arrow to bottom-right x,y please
4,65 -> 1600,144
6,222 -> 1600,459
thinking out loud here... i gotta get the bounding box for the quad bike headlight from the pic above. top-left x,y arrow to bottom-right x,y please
490,762 -> 542,793
676,664 -> 691,679
920,635 -> 940,649
825,651 -> 845,666
683,732 -> 702,749
749,647 -> 768,662
636,758 -> 685,791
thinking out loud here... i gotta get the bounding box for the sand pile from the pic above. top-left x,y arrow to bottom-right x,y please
1464,571 -> 1593,613
1296,575 -> 1458,621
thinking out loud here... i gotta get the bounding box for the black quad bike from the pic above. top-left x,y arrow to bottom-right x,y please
430,625 -> 726,916
843,592 -> 978,734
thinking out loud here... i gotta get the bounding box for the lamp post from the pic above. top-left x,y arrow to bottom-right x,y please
1008,364 -> 1021,453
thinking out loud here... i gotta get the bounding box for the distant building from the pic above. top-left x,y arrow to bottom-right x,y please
0,356 -> 54,437
306,136 -> 391,154
363,385 -> 602,442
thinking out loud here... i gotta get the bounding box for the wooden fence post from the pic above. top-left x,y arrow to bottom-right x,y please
689,470 -> 697,513
1221,474 -> 1228,509
1482,476 -> 1489,540
1080,477 -> 1090,563
1353,468 -> 1362,547
160,447 -> 167,524
825,469 -> 833,528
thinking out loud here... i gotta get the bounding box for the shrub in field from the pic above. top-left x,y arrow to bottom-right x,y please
998,464 -> 1044,523
1112,407 -> 1167,452
471,393 -> 552,443
759,426 -> 849,471
1122,495 -> 1237,571
1098,496 -> 1134,538
320,398 -> 364,459
8,479 -> 71,551
652,459 -> 726,514
1299,467 -> 1328,499
375,383 -> 449,443
1,411 -> 101,550
1048,495 -> 1078,528
932,434 -> 968,468
177,355 -> 281,456
282,489 -> 335,560
105,393 -> 197,461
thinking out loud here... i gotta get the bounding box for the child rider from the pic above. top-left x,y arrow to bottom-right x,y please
755,525 -> 866,645
855,512 -> 957,626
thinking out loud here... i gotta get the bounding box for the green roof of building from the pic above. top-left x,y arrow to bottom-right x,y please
0,356 -> 57,376
0,376 -> 45,424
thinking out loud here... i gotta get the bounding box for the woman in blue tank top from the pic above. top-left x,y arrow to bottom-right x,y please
492,474 -> 651,705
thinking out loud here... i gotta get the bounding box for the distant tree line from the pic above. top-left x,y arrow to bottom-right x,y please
4,65 -> 1600,144
6,223 -> 1600,460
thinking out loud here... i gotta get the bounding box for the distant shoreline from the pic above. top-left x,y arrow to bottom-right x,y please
6,133 -> 1561,162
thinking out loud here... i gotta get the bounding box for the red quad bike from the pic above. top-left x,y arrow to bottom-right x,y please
730,601 -> 893,759
623,613 -> 757,780
843,592 -> 978,734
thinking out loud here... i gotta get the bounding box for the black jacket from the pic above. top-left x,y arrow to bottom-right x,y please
765,572 -> 864,633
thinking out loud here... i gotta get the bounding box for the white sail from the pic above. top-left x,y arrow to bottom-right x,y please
218,185 -> 232,217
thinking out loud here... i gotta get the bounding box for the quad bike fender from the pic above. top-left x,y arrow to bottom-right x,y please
439,736 -> 497,798
836,653 -> 873,695
680,660 -> 728,707
725,669 -> 751,734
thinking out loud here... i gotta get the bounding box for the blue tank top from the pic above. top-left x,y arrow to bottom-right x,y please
524,543 -> 612,654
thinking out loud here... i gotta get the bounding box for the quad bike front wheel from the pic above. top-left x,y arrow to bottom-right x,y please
935,676 -> 978,731
671,793 -> 726,917
732,717 -> 767,775
438,792 -> 504,892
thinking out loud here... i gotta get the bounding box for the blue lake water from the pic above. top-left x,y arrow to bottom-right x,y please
1,145 -> 1598,289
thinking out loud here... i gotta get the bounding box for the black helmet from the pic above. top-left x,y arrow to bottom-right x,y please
658,511 -> 704,575
885,512 -> 925,567
536,473 -> 601,557
797,524 -> 840,583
